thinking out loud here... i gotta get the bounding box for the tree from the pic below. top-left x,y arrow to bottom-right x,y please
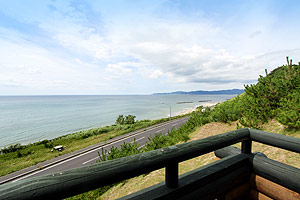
125,115 -> 136,124
116,115 -> 136,125
116,115 -> 125,125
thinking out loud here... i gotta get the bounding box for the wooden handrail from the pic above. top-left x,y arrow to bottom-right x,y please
249,128 -> 300,153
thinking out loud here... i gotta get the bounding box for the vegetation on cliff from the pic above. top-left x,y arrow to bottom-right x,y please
212,57 -> 300,129
70,57 -> 300,199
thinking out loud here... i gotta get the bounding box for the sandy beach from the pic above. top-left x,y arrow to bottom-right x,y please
175,102 -> 221,116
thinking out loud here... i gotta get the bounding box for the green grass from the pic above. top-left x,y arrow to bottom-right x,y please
0,114 -> 188,176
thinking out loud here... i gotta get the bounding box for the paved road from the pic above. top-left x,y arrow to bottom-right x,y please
0,116 -> 189,184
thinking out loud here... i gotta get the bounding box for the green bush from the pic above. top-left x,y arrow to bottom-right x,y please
116,115 -> 136,125
277,91 -> 300,129
211,97 -> 242,123
239,58 -> 300,128
1,143 -> 24,154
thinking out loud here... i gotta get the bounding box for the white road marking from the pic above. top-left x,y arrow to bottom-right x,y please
172,123 -> 178,127
82,151 -> 111,165
155,129 -> 165,133
131,136 -> 145,143
138,144 -> 145,149
82,157 -> 99,165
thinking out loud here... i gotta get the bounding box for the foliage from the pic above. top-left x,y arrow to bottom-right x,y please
116,115 -> 125,125
203,57 -> 300,129
99,141 -> 143,161
239,57 -> 300,129
211,97 -> 242,123
1,143 -> 24,154
277,91 -> 300,129
116,115 -> 136,125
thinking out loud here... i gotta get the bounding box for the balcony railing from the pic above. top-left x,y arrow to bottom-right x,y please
0,128 -> 300,199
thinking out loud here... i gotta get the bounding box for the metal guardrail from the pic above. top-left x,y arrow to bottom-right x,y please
0,128 -> 300,200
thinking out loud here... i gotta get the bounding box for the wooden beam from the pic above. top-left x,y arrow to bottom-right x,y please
249,129 -> 300,153
215,146 -> 300,194
252,153 -> 300,193
215,146 -> 241,158
250,189 -> 273,200
250,174 -> 300,200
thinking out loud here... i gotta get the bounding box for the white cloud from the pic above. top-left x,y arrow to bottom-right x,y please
105,16 -> 300,91
149,69 -> 163,79
1,1 -> 300,94
105,61 -> 140,75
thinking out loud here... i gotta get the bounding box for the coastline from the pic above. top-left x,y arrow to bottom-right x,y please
175,102 -> 220,116
1,95 -> 236,148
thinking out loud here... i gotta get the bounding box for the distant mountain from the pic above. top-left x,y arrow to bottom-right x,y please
153,89 -> 244,95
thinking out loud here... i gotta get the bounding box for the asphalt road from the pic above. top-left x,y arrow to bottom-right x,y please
0,116 -> 189,184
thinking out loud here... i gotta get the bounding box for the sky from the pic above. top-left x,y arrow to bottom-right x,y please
0,0 -> 300,95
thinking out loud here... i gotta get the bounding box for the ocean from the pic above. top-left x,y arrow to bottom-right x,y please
0,94 -> 237,148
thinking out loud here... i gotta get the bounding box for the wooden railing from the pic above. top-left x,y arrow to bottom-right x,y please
0,128 -> 300,200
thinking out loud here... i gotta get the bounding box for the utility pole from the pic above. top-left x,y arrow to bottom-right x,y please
169,106 -> 171,133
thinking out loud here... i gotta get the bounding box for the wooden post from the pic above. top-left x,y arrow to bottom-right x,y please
242,139 -> 252,154
165,162 -> 178,189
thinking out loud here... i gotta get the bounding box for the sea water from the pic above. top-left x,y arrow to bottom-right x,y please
0,94 -> 236,148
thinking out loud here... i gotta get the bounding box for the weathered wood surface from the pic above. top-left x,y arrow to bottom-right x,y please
0,129 -> 250,200
215,146 -> 241,158
215,146 -> 300,194
250,128 -> 300,153
214,146 -> 267,159
165,162 -> 178,189
242,139 -> 252,154
222,182 -> 251,200
120,154 -> 250,200
250,189 -> 273,200
250,174 -> 300,200
252,154 -> 300,194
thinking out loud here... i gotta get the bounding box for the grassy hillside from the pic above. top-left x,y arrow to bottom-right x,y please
94,58 -> 300,199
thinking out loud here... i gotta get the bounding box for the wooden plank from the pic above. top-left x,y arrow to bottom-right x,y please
165,162 -> 178,189
242,139 -> 252,154
250,189 -> 273,200
252,153 -> 300,193
249,129 -> 300,153
222,182 -> 251,200
120,154 -> 250,200
215,146 -> 241,158
250,174 -> 300,200
0,129 -> 250,200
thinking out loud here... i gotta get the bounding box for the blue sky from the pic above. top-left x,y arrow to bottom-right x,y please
0,0 -> 299,95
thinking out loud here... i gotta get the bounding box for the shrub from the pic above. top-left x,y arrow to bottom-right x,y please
1,143 -> 24,154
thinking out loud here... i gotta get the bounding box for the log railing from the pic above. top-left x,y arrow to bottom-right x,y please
0,128 -> 300,200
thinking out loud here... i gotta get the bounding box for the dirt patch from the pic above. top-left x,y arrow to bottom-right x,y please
190,121 -> 238,141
